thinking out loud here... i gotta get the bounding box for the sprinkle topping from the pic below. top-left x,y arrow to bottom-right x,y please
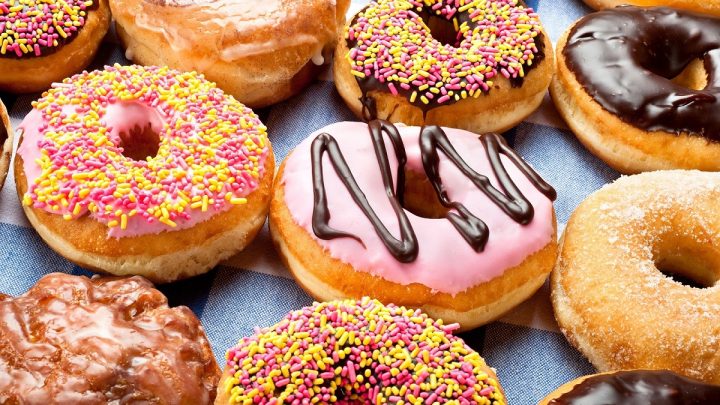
21,64 -> 269,236
224,298 -> 505,404
347,0 -> 544,107
0,0 -> 95,57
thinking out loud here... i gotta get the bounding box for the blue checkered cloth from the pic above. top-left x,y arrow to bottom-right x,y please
0,1 -> 618,403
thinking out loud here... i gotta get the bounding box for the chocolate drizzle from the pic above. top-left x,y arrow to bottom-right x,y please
349,1 -> 545,121
310,120 -> 555,261
549,370 -> 720,405
564,6 -> 720,140
311,120 -> 419,262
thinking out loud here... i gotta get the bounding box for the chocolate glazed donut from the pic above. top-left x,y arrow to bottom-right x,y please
564,6 -> 720,138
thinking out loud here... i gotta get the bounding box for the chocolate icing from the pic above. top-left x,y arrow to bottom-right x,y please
348,1 -> 545,120
310,120 -> 555,261
549,370 -> 720,405
563,6 -> 720,140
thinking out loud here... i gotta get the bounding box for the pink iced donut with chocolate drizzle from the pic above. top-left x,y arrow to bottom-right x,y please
15,64 -> 274,283
270,120 -> 557,330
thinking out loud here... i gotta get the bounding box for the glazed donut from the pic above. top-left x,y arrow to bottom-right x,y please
216,298 -> 506,404
16,65 -> 274,283
551,6 -> 720,174
583,0 -> 720,17
0,0 -> 110,93
539,370 -> 720,404
0,99 -> 11,191
0,273 -> 219,403
270,120 -> 557,330
552,170 -> 720,384
110,0 -> 350,108
334,0 -> 554,134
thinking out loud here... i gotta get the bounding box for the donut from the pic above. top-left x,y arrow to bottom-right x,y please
539,370 -> 720,404
552,170 -> 720,384
216,297 -> 506,404
0,0 -> 111,93
551,6 -> 720,174
15,64 -> 274,283
0,99 -> 11,191
583,0 -> 720,17
334,0 -> 554,134
0,273 -> 219,403
270,120 -> 557,330
110,0 -> 350,108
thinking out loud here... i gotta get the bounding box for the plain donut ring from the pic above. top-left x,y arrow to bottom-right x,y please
552,170 -> 720,384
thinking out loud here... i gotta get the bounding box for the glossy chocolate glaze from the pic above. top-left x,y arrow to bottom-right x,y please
564,6 -> 720,140
310,120 -> 555,261
0,273 -> 220,404
549,370 -> 720,405
349,1 -> 545,120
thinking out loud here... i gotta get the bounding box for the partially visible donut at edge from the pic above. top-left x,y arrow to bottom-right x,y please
551,6 -> 720,173
583,0 -> 720,17
0,99 -> 12,191
270,120 -> 557,331
0,273 -> 220,403
15,65 -> 274,283
334,0 -> 555,134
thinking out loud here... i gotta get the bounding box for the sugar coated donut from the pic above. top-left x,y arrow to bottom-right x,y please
0,99 -> 11,191
270,120 -> 557,330
111,0 -> 350,108
539,370 -> 720,405
552,170 -> 720,384
16,64 -> 274,283
0,0 -> 111,93
0,273 -> 219,403
551,6 -> 720,173
583,0 -> 720,17
216,298 -> 506,404
334,0 -> 554,134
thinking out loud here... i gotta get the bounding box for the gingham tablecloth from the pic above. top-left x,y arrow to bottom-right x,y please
0,1 -> 621,403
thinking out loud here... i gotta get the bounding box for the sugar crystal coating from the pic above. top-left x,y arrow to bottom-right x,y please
224,298 -> 505,404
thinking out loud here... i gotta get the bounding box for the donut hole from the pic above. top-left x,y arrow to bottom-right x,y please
421,12 -> 460,47
654,237 -> 720,289
402,170 -> 450,219
112,102 -> 164,161
670,58 -> 708,91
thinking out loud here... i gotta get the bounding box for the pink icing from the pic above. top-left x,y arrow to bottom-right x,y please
282,121 -> 554,295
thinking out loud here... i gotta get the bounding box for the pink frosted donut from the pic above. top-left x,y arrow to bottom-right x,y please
216,298 -> 507,404
270,120 -> 557,330
15,64 -> 274,282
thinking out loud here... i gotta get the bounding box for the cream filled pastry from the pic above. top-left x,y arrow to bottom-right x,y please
16,65 -> 274,282
270,120 -> 557,330
111,0 -> 350,108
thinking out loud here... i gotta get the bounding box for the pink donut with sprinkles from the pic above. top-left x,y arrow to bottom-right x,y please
334,0 -> 555,134
216,298 -> 507,404
16,64 -> 275,283
0,0 -> 111,93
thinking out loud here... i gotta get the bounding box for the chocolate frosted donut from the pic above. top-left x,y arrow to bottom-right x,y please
540,370 -> 720,404
551,6 -> 720,173
0,273 -> 220,403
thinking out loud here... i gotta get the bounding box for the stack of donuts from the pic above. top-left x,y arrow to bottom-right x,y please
0,0 -> 719,402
